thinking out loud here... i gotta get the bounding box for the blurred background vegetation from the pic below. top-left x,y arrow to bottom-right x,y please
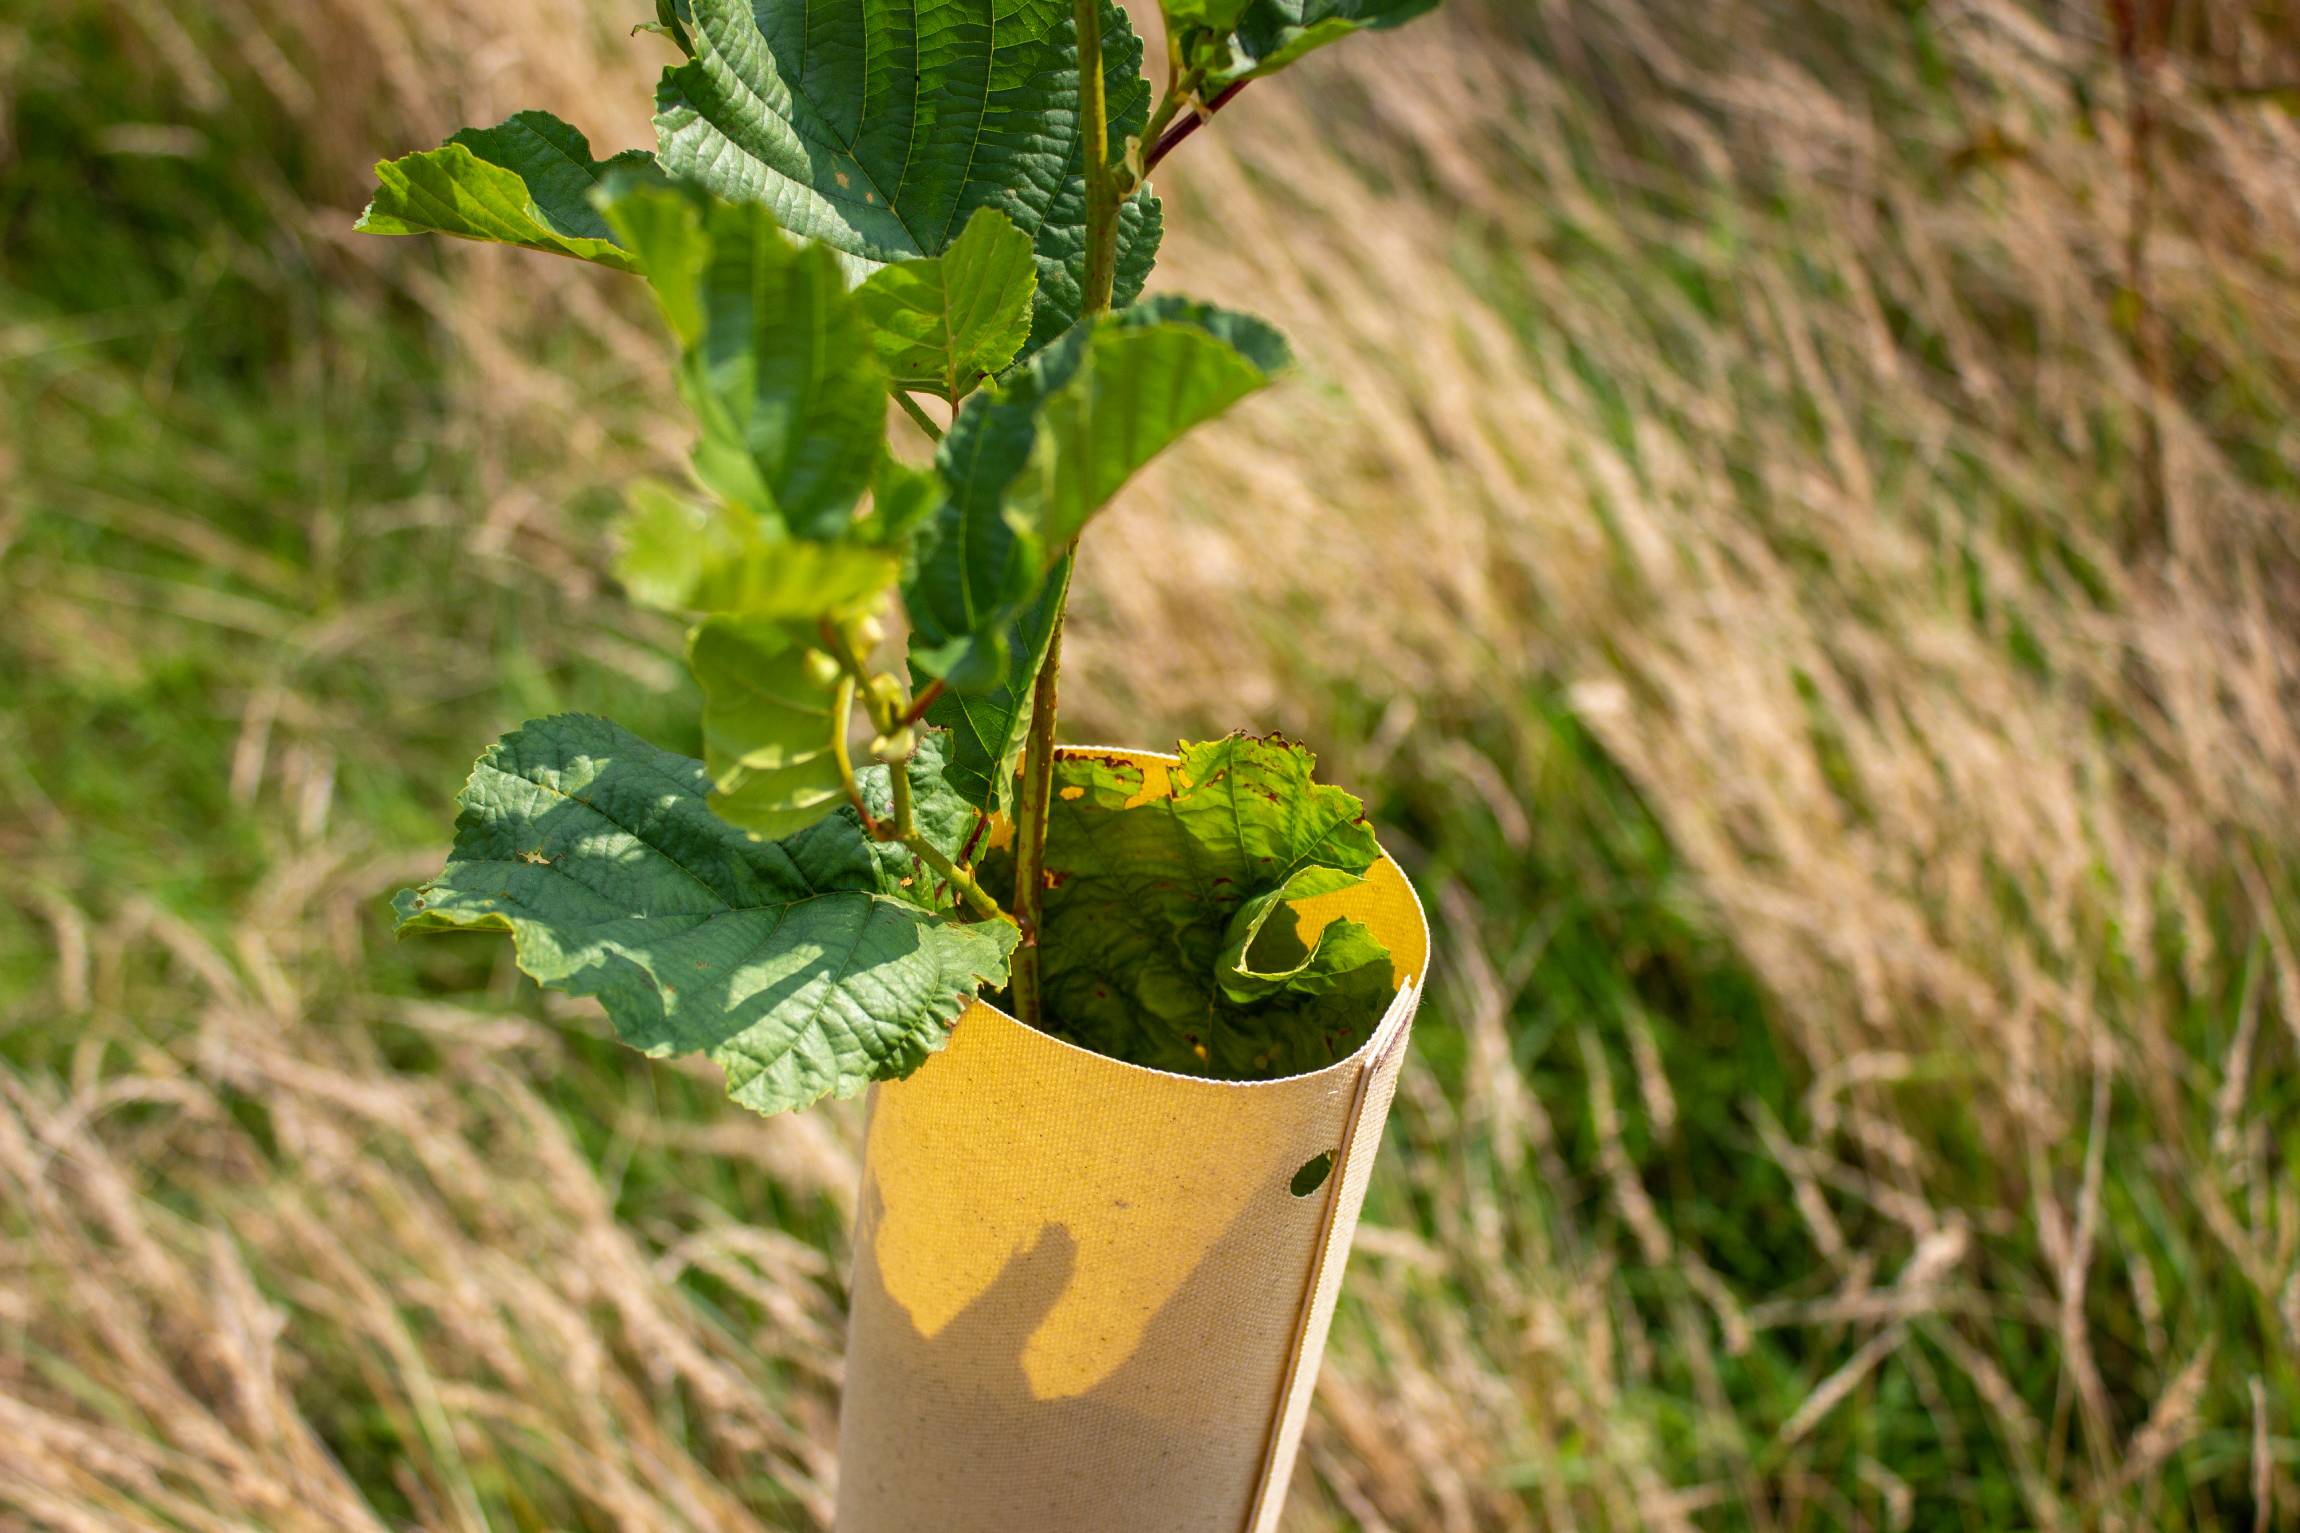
3,0 -> 2297,1527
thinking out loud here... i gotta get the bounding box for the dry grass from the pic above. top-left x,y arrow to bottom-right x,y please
3,0 -> 2297,1527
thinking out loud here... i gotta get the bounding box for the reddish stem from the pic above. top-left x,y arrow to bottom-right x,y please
958,811 -> 990,868
1144,81 -> 1249,173
899,677 -> 947,728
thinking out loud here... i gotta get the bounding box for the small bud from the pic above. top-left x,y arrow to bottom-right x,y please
855,613 -> 886,650
869,725 -> 918,764
803,649 -> 843,688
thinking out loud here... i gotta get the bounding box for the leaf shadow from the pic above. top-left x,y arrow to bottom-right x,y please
835,1162 -> 1332,1532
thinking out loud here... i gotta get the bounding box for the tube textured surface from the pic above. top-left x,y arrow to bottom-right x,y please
835,748 -> 1429,1533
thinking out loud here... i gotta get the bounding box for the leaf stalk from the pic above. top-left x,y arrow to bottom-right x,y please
1145,80 -> 1249,174
821,619 -> 1011,926
1008,608 -> 1063,1027
894,390 -> 945,442
829,673 -> 883,838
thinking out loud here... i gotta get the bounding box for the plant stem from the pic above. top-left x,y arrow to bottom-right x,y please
894,390 -> 944,443
820,621 -> 1012,924
1008,609 -> 1062,1027
898,677 -> 946,727
909,833 -> 1008,923
828,673 -> 883,838
1074,0 -> 1117,315
1007,7 -> 1126,1028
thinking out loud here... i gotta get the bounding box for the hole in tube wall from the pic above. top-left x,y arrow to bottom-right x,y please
1289,1151 -> 1334,1198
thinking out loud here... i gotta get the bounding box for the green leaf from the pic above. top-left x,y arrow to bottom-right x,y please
1162,0 -> 1256,30
857,208 -> 1039,403
897,364 -> 1061,689
857,458 -> 944,548
652,0 -> 1165,354
1216,865 -> 1375,1001
1215,0 -> 1442,83
598,182 -> 887,538
900,298 -> 1286,691
1020,734 -> 1398,1078
615,481 -> 896,618
1013,298 -> 1290,547
689,615 -> 849,838
357,110 -> 659,269
394,715 -> 1016,1118
919,554 -> 1070,816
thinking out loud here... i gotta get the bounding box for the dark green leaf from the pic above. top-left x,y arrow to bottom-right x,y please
900,298 -> 1286,691
394,715 -> 1015,1117
652,0 -> 1165,354
357,110 -> 659,269
1216,0 -> 1442,83
919,555 -> 1071,816
1014,298 -> 1290,546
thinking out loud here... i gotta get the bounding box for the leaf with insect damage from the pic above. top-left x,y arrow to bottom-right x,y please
1010,734 -> 1397,1078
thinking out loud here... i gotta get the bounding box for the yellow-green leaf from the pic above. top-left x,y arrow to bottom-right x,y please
358,111 -> 658,269
857,208 -> 1039,402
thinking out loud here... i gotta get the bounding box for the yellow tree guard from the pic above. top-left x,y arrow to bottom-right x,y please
835,749 -> 1430,1533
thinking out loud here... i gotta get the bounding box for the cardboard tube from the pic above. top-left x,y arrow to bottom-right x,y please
835,748 -> 1429,1532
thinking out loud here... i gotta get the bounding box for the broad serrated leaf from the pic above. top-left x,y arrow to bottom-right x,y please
1014,734 -> 1397,1078
358,110 -> 659,269
919,555 -> 1071,816
599,182 -> 887,538
652,0 -> 1164,354
857,208 -> 1038,402
615,481 -> 896,618
394,715 -> 1016,1117
1215,0 -> 1442,83
690,616 -> 848,838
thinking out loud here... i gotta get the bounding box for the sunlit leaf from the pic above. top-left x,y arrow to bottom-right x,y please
598,181 -> 887,538
358,111 -> 658,269
1212,0 -> 1441,83
395,715 -> 1016,1117
614,482 -> 896,618
858,207 -> 1039,402
652,0 -> 1164,354
689,615 -> 849,838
